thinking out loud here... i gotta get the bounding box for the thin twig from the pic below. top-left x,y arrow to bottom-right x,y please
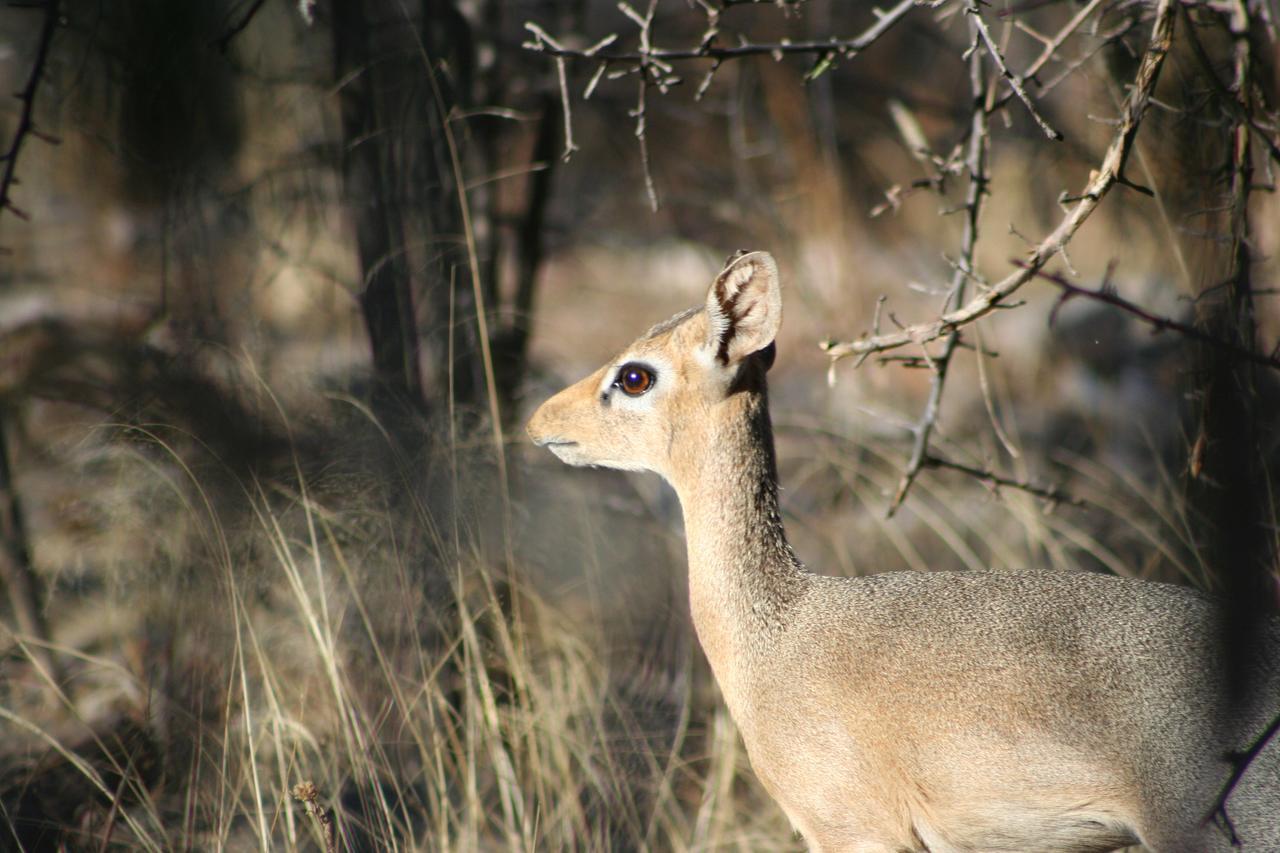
0,0 -> 62,687
0,0 -> 59,228
922,455 -> 1086,508
635,72 -> 659,211
823,0 -> 1176,363
971,317 -> 1020,459
525,0 -> 920,213
1033,264 -> 1280,372
631,0 -> 661,211
967,0 -> 1062,140
1205,710 -> 1280,845
1006,0 -> 1105,93
528,0 -> 918,63
887,12 -> 990,516
1032,17 -> 1142,101
1177,3 -> 1280,168
522,23 -> 581,161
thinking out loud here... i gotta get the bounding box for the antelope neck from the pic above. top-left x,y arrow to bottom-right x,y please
671,389 -> 808,671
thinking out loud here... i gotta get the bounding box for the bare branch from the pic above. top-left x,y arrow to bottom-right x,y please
634,0 -> 661,211
525,0 -> 919,64
1206,711 -> 1280,844
634,70 -> 659,211
823,0 -> 1177,363
0,0 -> 62,687
0,0 -> 59,235
526,0 -> 921,214
523,23 -> 581,161
922,455 -> 1086,508
996,0 -> 1105,110
887,12 -> 990,516
1177,2 -> 1280,168
1034,264 -> 1280,372
1032,16 -> 1142,101
967,0 -> 1062,140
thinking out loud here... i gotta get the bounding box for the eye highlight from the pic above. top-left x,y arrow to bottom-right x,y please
614,362 -> 656,396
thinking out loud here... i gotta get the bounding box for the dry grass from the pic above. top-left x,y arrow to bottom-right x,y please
0,335 -> 1210,850
0,395 -> 810,849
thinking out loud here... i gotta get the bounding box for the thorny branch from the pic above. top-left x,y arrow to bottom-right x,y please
966,0 -> 1061,140
989,0 -> 1142,115
823,0 -> 1177,362
831,0 -> 1181,512
1178,2 -> 1280,168
999,0 -> 1104,107
0,0 -> 60,228
525,0 -> 1272,526
527,0 -> 921,64
1207,710 -> 1280,846
888,12 -> 990,517
0,0 -> 62,685
922,455 -> 1085,509
1035,264 -> 1280,373
1198,0 -> 1277,838
522,22 -> 588,161
524,0 -> 922,205
632,0 -> 661,211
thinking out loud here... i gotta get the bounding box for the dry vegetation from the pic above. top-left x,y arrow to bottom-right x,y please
1,0 -> 1278,849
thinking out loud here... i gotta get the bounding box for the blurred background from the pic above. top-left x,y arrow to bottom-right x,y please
0,0 -> 1277,848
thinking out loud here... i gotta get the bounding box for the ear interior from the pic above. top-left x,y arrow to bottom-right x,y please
705,251 -> 782,366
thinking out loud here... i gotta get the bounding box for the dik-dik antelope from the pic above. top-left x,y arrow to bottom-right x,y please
527,251 -> 1279,852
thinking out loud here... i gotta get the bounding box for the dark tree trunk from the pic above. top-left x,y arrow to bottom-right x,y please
1180,11 -> 1276,702
0,416 -> 60,682
331,0 -> 558,428
332,0 -> 426,421
493,93 -> 559,415
1189,135 -> 1275,696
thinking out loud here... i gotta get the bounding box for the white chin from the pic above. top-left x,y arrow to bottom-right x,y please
549,446 -> 648,472
549,445 -> 591,466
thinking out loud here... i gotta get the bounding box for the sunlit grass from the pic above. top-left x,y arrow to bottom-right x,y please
1,406 -> 806,849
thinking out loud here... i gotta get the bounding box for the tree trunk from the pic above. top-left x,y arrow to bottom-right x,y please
0,416 -> 60,682
332,0 -> 426,421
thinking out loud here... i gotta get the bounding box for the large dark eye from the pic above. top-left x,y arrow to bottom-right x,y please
615,363 -> 655,396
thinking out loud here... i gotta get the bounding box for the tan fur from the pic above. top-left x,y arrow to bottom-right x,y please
527,252 -> 1279,852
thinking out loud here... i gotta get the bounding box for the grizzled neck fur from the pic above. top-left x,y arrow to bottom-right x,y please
670,376 -> 808,685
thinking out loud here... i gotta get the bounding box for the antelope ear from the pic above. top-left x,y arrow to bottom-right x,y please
705,251 -> 782,366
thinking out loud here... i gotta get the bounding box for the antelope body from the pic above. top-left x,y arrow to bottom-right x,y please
527,251 -> 1279,852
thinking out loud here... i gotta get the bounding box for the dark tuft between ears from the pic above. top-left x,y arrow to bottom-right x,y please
758,341 -> 777,372
727,342 -> 777,395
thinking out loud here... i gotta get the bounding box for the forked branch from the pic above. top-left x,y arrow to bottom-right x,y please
526,0 -> 920,65
888,11 -> 990,516
1035,264 -> 1280,373
523,0 -> 923,201
0,0 -> 60,228
1206,711 -> 1280,845
0,0 -> 62,685
823,0 -> 1177,363
922,455 -> 1085,508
